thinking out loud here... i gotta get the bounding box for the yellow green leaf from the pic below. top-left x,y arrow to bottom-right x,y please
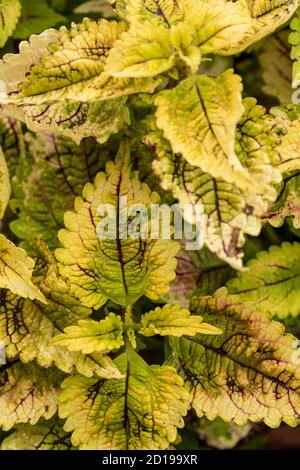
155,70 -> 261,193
139,304 -> 222,337
0,234 -> 46,303
226,242 -> 300,319
59,351 -> 188,449
0,243 -> 122,379
1,417 -> 75,450
51,313 -> 124,354
0,147 -> 10,220
0,361 -> 60,431
259,31 -> 293,105
169,288 -> 300,428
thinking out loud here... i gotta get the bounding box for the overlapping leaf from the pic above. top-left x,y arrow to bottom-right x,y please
164,244 -> 235,307
290,7 -> 300,88
263,171 -> 300,229
10,132 -> 111,248
51,313 -> 124,354
0,19 -> 158,141
0,116 -> 25,178
59,351 -> 188,449
169,288 -> 300,427
150,129 -> 259,269
0,0 -> 21,47
155,71 -> 261,193
1,417 -> 75,450
259,31 -> 293,105
218,0 -> 300,55
0,234 -> 46,302
0,361 -> 60,431
55,144 -> 178,309
0,148 -> 10,220
0,19 -> 158,104
139,304 -> 222,337
226,242 -> 300,318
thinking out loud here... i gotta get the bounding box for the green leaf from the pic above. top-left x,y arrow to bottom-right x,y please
226,242 -> 300,318
289,7 -> 300,88
259,31 -> 292,105
155,71 -> 261,193
0,243 -> 122,378
74,1 -> 116,17
169,288 -> 300,428
216,0 -> 300,55
13,0 -> 66,39
0,116 -> 25,178
105,21 -> 201,78
150,129 -> 260,269
51,313 -> 124,354
263,171 -> 300,229
235,97 -> 282,208
164,244 -> 235,307
0,361 -> 60,431
0,147 -> 10,220
10,132 -> 111,249
59,351 -> 188,449
55,143 -> 178,309
1,417 -> 75,450
0,0 -> 21,47
139,304 -> 222,337
0,19 -> 158,105
0,234 -> 46,302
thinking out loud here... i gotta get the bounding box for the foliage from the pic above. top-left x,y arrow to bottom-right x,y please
0,0 -> 300,451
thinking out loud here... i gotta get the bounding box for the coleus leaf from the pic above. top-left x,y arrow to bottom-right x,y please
55,143 -> 178,309
0,234 -> 46,302
105,21 -> 201,77
217,0 -> 300,55
271,106 -> 300,173
139,304 -> 222,337
121,0 -> 300,57
59,351 -> 189,450
0,19 -> 158,104
258,31 -> 293,105
150,96 -> 281,270
226,242 -> 300,319
0,0 -> 21,47
0,147 -> 10,220
0,243 -> 122,378
14,98 -> 130,145
169,288 -> 300,428
0,361 -> 60,431
262,171 -> 300,229
0,416 -> 75,450
165,243 -> 235,307
289,6 -> 300,88
235,97 -> 282,208
0,19 -> 158,141
154,70 -> 262,193
51,313 -> 124,354
0,116 -> 25,178
150,129 -> 260,269
74,1 -> 116,17
10,132 -> 111,249
13,0 -> 66,39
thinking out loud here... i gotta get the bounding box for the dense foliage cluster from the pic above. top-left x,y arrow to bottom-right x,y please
0,0 -> 300,450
